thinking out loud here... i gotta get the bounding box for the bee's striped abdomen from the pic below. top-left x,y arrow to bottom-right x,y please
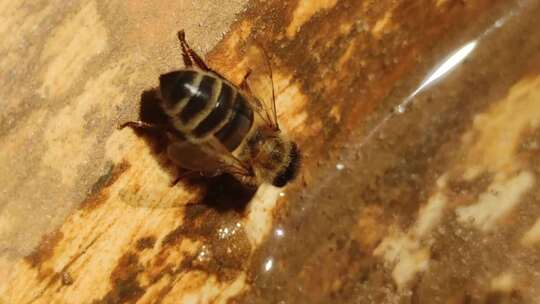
192,82 -> 234,137
215,94 -> 253,151
179,75 -> 216,124
158,69 -> 254,152
159,70 -> 199,111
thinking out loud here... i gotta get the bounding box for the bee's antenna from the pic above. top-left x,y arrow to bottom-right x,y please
259,45 -> 279,131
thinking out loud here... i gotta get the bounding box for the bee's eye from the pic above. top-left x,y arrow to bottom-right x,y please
272,143 -> 300,187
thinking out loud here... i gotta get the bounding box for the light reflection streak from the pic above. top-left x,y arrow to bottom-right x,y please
359,11 -> 515,150
394,10 -> 514,115
412,41 -> 477,99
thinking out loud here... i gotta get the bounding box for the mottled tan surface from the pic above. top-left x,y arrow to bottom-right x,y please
1,0 -> 540,303
0,1 -> 249,303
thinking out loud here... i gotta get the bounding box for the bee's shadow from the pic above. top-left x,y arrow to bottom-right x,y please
129,89 -> 256,212
184,174 -> 257,213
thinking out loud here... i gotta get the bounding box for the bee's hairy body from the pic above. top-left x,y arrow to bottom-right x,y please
158,68 -> 298,187
121,30 -> 299,187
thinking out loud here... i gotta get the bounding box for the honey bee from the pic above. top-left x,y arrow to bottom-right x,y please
121,30 -> 299,187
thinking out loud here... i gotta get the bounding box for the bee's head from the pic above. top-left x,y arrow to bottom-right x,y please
250,132 -> 300,187
271,141 -> 300,187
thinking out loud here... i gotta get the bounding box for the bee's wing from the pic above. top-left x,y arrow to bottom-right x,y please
205,136 -> 253,177
167,140 -> 223,173
167,139 -> 252,177
260,45 -> 279,131
242,46 -> 279,131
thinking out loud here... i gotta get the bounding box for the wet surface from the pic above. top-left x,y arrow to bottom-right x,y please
228,0 -> 540,302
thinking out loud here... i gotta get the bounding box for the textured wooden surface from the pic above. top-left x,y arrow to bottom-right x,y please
1,0 -> 540,303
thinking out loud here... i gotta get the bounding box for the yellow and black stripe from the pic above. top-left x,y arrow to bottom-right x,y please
158,69 -> 254,152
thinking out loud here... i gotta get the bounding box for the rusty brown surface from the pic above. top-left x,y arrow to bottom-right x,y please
230,1 -> 540,303
1,0 -> 540,303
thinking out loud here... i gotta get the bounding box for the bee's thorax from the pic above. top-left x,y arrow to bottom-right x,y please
243,127 -> 297,186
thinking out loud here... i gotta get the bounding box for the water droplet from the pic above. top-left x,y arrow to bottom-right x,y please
394,103 -> 406,114
264,258 -> 274,272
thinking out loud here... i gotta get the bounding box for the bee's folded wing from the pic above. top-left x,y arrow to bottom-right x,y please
166,140 -> 223,173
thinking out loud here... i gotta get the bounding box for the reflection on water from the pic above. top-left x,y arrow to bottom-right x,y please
264,258 -> 273,272
397,40 -> 477,113
366,5 -> 520,152
395,5 -> 517,115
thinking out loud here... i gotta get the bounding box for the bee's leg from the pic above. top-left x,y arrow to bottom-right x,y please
171,170 -> 197,186
237,174 -> 258,188
177,30 -> 193,67
170,169 -> 222,186
118,120 -> 165,131
177,30 -> 229,78
177,30 -> 210,70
